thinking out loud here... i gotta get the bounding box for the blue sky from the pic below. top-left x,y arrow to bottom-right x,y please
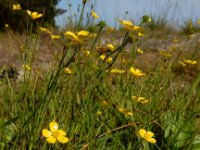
55,0 -> 200,28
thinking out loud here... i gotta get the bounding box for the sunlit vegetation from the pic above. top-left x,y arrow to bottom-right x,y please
0,0 -> 200,149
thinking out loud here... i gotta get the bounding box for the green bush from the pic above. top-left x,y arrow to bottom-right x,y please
0,0 -> 63,32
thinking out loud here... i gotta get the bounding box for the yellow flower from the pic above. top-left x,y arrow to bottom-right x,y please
183,59 -> 197,65
96,110 -> 102,116
42,121 -> 69,144
51,34 -> 60,39
100,100 -> 109,107
129,67 -> 146,77
12,4 -> 22,10
119,19 -> 142,31
64,68 -> 72,75
179,59 -> 197,66
106,57 -> 113,64
23,64 -> 31,71
91,10 -> 99,19
139,129 -> 156,144
65,31 -> 80,42
117,107 -> 133,116
77,30 -> 92,40
159,50 -> 172,58
100,55 -> 113,63
138,32 -> 145,37
110,69 -> 125,74
82,50 -> 90,57
106,43 -> 115,52
132,96 -> 149,104
40,27 -> 52,34
65,30 -> 94,44
178,61 -> 186,67
27,10 -> 43,20
136,48 -> 143,54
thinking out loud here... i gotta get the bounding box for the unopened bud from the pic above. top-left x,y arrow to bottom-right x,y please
82,0 -> 87,4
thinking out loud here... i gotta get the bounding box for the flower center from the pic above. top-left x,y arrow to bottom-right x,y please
52,131 -> 61,139
144,133 -> 151,139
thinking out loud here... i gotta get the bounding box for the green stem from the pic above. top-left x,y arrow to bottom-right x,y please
77,3 -> 86,30
90,28 -> 102,51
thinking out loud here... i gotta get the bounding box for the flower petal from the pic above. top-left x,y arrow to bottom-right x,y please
131,96 -> 137,100
146,137 -> 156,144
91,10 -> 99,19
139,129 -> 146,138
122,20 -> 133,26
42,129 -> 52,138
57,136 -> 69,144
47,136 -> 57,144
78,30 -> 90,40
57,129 -> 67,136
65,31 -> 78,41
37,14 -> 43,19
138,97 -> 149,104
118,19 -> 124,26
27,10 -> 31,16
50,121 -> 58,132
146,131 -> 154,137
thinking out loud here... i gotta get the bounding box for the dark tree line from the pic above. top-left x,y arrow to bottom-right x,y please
0,0 -> 65,32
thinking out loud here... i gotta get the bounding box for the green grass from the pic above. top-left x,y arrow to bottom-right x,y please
0,1 -> 200,150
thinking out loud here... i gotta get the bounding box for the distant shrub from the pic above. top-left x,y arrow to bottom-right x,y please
0,0 -> 65,32
181,20 -> 200,35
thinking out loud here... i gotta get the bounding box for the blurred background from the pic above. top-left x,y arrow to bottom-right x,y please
55,0 -> 200,28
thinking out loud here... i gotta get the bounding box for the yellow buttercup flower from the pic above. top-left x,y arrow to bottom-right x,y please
100,100 -> 109,107
139,129 -> 156,144
27,10 -> 43,20
106,43 -> 115,52
138,32 -> 145,37
159,50 -> 172,58
178,61 -> 186,67
65,31 -> 80,42
132,96 -> 149,104
13,4 -> 22,10
91,10 -> 99,19
51,34 -> 60,39
110,69 -> 125,74
179,59 -> 197,66
65,30 -> 94,44
64,68 -> 72,75
82,50 -> 90,57
106,57 -> 113,64
100,55 -> 113,64
136,48 -> 143,54
183,59 -> 197,65
119,19 -> 142,31
23,64 -> 31,71
117,107 -> 133,116
77,30 -> 91,40
129,67 -> 146,77
96,110 -> 103,116
42,121 -> 69,144
40,27 -> 52,34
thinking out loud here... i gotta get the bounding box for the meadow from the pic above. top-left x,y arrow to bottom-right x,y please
0,1 -> 200,149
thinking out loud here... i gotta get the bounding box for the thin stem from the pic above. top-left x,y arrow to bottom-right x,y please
90,28 -> 102,51
77,3 -> 86,30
